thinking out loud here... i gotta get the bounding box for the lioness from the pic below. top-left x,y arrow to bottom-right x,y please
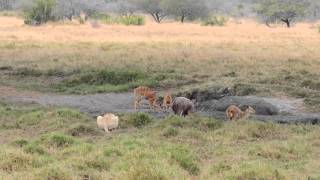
226,105 -> 255,121
97,113 -> 119,133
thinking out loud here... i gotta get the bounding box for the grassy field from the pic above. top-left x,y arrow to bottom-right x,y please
0,103 -> 320,179
0,16 -> 320,179
1,17 -> 320,110
0,17 -> 320,96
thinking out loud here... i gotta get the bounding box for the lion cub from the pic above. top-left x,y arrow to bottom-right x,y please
226,105 -> 255,121
134,86 -> 160,111
162,93 -> 173,110
97,113 -> 119,133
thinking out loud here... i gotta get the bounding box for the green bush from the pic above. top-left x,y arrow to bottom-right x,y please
23,143 -> 47,155
117,15 -> 145,26
66,123 -> 100,137
12,139 -> 29,147
23,0 -> 56,25
202,16 -> 228,26
99,15 -> 145,26
127,113 -> 153,128
234,83 -> 258,96
40,133 -> 76,148
162,127 -> 179,138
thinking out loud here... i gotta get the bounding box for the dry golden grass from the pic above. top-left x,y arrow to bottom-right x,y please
0,16 -> 320,99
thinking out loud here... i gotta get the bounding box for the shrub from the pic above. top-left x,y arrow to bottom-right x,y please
117,15 -> 145,26
234,83 -> 257,96
12,139 -> 29,147
66,123 -> 100,137
40,133 -> 76,148
23,143 -> 47,155
202,16 -> 228,26
23,0 -> 57,25
162,127 -> 179,138
123,113 -> 153,128
99,14 -> 114,24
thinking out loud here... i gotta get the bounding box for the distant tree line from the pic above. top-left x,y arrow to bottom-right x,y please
0,0 -> 319,27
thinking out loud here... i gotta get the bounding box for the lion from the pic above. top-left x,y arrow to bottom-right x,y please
226,105 -> 255,121
97,113 -> 119,133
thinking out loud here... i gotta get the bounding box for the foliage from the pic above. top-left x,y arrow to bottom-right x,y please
254,0 -> 309,27
202,16 -> 228,26
122,113 -> 153,128
161,0 -> 208,23
116,15 -> 145,25
23,0 -> 57,25
133,0 -> 166,23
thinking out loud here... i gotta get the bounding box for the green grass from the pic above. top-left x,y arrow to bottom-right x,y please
1,104 -> 320,179
202,16 -> 229,26
0,67 -> 179,94
99,14 -> 145,26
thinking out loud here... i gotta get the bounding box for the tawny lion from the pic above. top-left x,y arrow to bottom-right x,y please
226,105 -> 255,121
134,86 -> 160,111
97,113 -> 119,133
162,92 -> 173,110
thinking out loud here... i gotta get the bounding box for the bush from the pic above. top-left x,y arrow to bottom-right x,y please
23,143 -> 47,155
66,123 -> 100,137
202,16 -> 228,26
23,0 -> 56,25
40,133 -> 76,148
234,83 -> 257,96
124,113 -> 153,128
162,127 -> 179,138
117,15 -> 145,26
12,139 -> 29,147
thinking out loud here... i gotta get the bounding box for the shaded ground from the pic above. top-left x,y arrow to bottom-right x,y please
0,86 -> 319,124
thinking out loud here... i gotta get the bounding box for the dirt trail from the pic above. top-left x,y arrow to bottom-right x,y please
0,86 -> 319,123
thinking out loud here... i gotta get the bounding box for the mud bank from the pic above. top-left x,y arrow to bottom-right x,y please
0,86 -> 319,124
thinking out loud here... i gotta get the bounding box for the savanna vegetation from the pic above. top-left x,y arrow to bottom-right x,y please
0,0 -> 320,179
0,103 -> 320,179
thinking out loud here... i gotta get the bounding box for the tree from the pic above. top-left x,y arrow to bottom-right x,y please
254,0 -> 310,28
133,0 -> 166,23
307,0 -> 320,21
113,0 -> 137,16
0,0 -> 15,10
54,0 -> 106,20
161,0 -> 208,23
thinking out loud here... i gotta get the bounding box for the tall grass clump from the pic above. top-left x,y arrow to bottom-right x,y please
202,16 -> 228,26
121,113 -> 153,128
169,146 -> 199,175
56,69 -> 164,94
23,0 -> 57,25
117,15 -> 145,26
